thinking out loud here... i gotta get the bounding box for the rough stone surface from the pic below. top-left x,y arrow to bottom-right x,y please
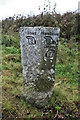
20,27 -> 60,107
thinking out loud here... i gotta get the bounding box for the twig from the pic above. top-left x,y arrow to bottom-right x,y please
54,110 -> 58,119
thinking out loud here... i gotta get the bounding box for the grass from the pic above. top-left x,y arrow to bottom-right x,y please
2,34 -> 80,119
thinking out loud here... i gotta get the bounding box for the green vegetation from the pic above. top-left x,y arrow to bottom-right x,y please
2,12 -> 80,119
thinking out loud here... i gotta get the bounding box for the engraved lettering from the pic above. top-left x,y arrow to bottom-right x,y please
26,36 -> 36,45
44,36 -> 56,48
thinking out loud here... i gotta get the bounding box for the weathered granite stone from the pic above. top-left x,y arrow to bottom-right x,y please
20,27 -> 60,107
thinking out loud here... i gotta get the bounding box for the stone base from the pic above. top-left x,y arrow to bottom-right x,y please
22,87 -> 54,108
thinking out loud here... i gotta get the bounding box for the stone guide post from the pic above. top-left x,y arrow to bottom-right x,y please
20,27 -> 60,107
